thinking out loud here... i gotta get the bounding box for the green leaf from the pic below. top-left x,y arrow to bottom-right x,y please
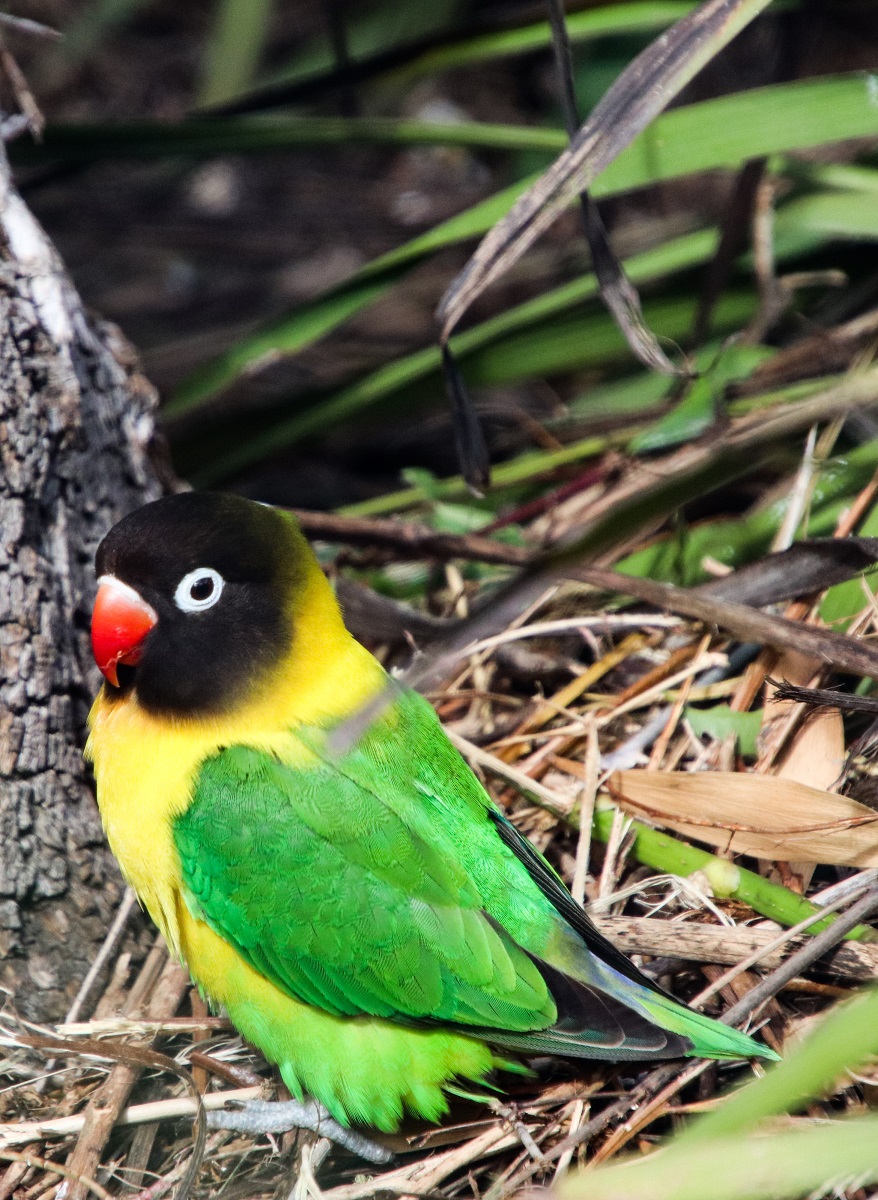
430,502 -> 495,535
260,0 -> 460,87
680,985 -> 878,1144
171,270 -> 408,416
685,704 -> 762,757
20,116 -> 570,162
192,251 -> 751,485
343,431 -> 626,518
630,344 -> 773,453
271,2 -> 695,90
777,187 -> 878,243
562,1112 -> 878,1200
819,498 -> 878,629
616,440 -> 878,586
565,368 -> 671,423
139,73 -> 878,415
199,0 -> 275,107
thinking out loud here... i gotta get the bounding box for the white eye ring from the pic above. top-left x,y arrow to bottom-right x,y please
174,567 -> 224,613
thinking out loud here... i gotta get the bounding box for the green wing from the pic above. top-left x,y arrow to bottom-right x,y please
175,689 -> 711,1058
174,704 -> 555,1034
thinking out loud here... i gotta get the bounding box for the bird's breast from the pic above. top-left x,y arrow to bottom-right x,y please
85,633 -> 389,956
86,692 -> 207,954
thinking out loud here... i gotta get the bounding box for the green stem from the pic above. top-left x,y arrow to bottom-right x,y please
340,431 -> 630,517
592,806 -> 873,940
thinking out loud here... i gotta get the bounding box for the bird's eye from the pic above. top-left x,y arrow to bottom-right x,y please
174,567 -> 224,613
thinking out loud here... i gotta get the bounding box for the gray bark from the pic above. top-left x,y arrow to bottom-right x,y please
0,153 -> 167,1020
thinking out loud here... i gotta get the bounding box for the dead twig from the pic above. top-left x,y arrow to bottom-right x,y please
719,888 -> 878,1029
591,915 -> 878,983
0,1150 -> 111,1200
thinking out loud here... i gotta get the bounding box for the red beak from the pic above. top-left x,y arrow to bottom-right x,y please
91,576 -> 158,687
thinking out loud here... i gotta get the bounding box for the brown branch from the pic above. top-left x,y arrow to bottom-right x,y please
592,916 -> 878,983
720,888 -> 878,1028
0,1150 -> 110,1200
290,508 -> 528,566
772,682 -> 878,715
568,565 -> 878,679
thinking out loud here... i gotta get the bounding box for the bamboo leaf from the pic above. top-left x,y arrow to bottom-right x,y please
403,2 -> 694,79
777,188 -> 878,243
607,771 -> 878,864
679,985 -> 878,1143
563,982 -> 878,1198
264,1 -> 695,98
190,237 -> 735,483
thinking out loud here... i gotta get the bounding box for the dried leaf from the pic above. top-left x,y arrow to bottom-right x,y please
607,770 -> 878,864
546,0 -> 678,375
762,656 -> 845,791
762,651 -> 846,889
437,0 -> 773,339
440,344 -> 490,494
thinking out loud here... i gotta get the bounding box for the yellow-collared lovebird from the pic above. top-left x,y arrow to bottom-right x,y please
86,493 -> 775,1136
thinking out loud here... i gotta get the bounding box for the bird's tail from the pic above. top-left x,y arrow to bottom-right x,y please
636,989 -> 779,1061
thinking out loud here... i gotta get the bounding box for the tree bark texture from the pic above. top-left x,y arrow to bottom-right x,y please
0,153 -> 167,1021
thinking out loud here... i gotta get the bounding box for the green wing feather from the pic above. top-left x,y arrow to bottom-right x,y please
174,688 -> 773,1065
175,739 -> 555,1034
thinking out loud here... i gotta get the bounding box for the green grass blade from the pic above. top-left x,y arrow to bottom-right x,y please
171,270 -> 409,416
268,2 -> 694,91
27,76 -> 878,180
340,430 -> 634,517
562,1109 -> 878,1200
597,74 -> 878,196
679,985 -> 878,1144
259,0 -> 460,88
776,188 -> 878,242
189,230 -> 727,483
199,0 -> 275,107
339,385 -> 874,520
616,438 -> 878,585
407,3 -> 693,76
153,73 -> 878,414
819,497 -> 878,628
20,116 -> 569,161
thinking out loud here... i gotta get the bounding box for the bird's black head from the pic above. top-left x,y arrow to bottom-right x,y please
92,492 -> 307,716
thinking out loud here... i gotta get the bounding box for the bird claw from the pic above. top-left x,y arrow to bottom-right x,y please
206,1097 -> 393,1164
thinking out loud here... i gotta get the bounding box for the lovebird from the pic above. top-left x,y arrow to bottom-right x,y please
86,493 -> 775,1138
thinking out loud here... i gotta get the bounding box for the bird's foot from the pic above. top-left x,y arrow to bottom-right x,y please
206,1097 -> 393,1164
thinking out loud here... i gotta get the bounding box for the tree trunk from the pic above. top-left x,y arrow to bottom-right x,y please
0,148 -> 169,1022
